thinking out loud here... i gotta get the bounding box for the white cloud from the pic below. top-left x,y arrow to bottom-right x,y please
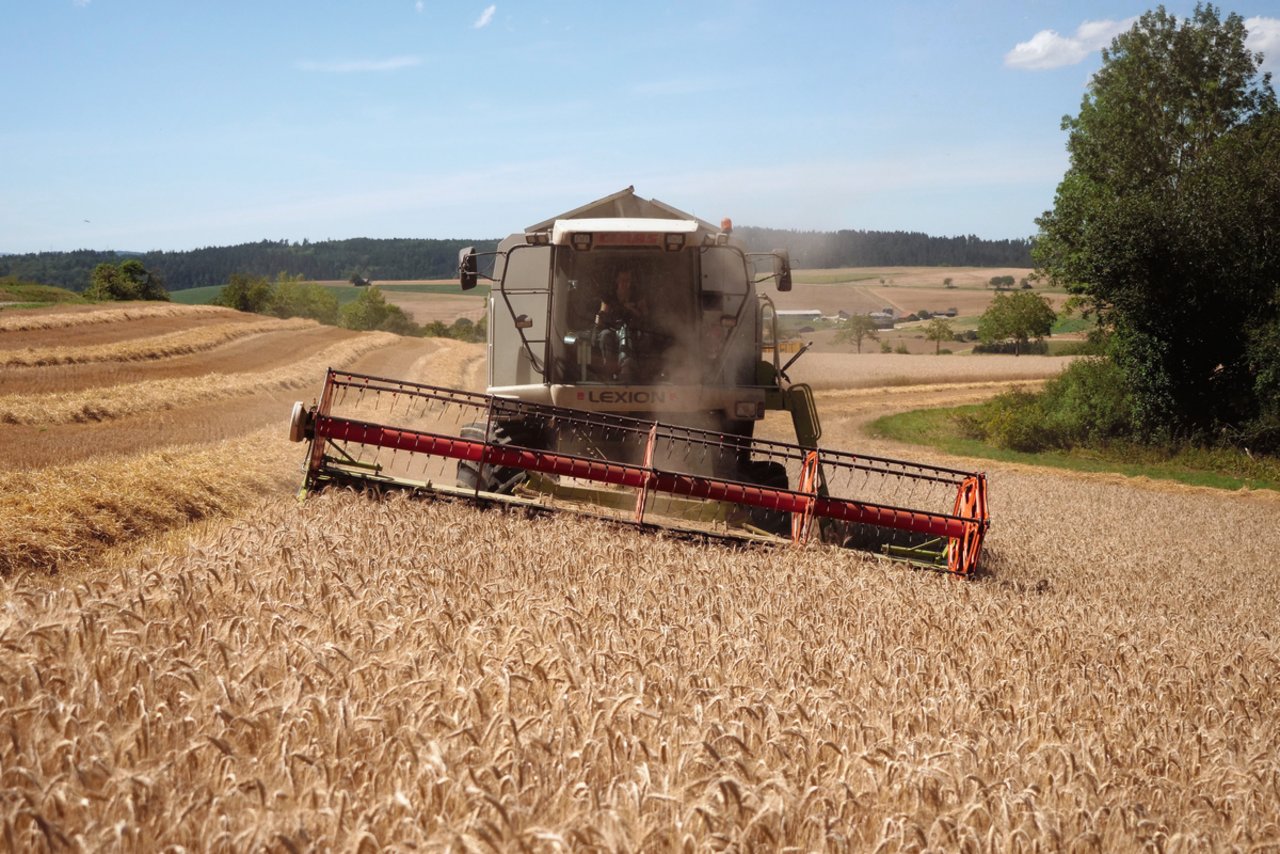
1005,18 -> 1136,70
1246,17 -> 1280,75
474,4 -> 495,29
295,56 -> 422,73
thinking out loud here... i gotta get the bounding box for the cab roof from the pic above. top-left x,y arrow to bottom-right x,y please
550,217 -> 699,245
526,186 -> 717,234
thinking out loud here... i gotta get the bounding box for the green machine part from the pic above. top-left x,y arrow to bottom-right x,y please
758,359 -> 822,450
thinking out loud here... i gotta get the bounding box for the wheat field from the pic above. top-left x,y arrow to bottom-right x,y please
1,301 -> 1277,850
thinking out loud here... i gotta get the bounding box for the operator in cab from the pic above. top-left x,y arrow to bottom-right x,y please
595,269 -> 647,383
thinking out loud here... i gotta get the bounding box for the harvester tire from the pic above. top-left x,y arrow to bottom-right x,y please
457,422 -> 529,495
288,401 -> 311,443
739,459 -> 790,536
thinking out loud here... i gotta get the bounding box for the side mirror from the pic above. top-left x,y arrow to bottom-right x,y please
514,314 -> 534,330
775,249 -> 792,292
458,246 -> 478,291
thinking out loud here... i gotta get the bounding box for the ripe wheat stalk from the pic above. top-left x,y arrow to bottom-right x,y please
0,488 -> 1276,850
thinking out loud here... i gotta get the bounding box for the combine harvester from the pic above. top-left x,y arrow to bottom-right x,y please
288,188 -> 989,575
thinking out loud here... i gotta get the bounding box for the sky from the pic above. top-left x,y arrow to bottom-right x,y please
3,1 -> 1279,254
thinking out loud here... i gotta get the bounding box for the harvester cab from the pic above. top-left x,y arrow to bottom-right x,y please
455,197 -> 814,467
288,188 -> 990,575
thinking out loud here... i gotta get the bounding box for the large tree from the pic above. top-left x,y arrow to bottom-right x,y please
1034,4 -> 1279,440
924,317 -> 956,355
977,291 -> 1056,355
85,259 -> 169,302
834,314 -> 880,353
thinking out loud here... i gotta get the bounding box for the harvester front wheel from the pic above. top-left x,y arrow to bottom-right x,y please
739,459 -> 790,536
457,422 -> 530,495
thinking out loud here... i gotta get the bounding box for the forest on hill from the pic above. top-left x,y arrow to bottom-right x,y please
1,229 -> 1033,293
0,238 -> 499,292
733,227 -> 1033,269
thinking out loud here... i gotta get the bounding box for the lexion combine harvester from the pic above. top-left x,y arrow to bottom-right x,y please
288,188 -> 990,575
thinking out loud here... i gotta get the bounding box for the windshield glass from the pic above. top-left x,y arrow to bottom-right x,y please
549,245 -> 749,386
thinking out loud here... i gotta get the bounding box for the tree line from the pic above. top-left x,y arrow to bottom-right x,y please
733,227 -> 1033,268
0,238 -> 499,292
1,229 -> 1033,295
212,272 -> 486,342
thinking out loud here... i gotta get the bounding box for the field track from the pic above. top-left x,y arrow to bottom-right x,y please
1,302 -> 1277,849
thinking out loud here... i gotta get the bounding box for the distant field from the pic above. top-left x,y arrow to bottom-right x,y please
168,285 -> 224,305
166,268 -> 1059,331
776,267 -> 1050,317
790,265 -> 1035,289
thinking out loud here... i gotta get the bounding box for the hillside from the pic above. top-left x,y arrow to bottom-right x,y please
0,228 -> 1031,293
1,303 -> 1277,849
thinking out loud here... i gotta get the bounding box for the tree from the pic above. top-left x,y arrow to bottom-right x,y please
943,277 -> 955,289
273,274 -> 340,325
834,314 -> 880,353
1034,4 -> 1279,441
978,291 -> 1056,355
214,273 -> 273,313
988,275 -> 1015,291
924,317 -> 955,354
340,286 -> 417,334
85,259 -> 169,301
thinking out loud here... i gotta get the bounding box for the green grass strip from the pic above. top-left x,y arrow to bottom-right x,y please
870,404 -> 1280,492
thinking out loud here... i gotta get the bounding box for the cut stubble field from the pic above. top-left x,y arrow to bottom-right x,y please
777,267 -> 1057,319
1,302 -> 1277,850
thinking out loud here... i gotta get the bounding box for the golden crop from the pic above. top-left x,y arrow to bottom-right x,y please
1,301 -> 1277,850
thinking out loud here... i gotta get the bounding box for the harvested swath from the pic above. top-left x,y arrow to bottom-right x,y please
0,325 -> 361,397
397,338 -> 487,391
0,310 -> 259,353
0,302 -> 228,333
0,483 -> 1276,849
0,331 -> 399,425
0,317 -> 315,367
1,394 -> 300,472
0,426 -> 297,576
0,337 -> 454,472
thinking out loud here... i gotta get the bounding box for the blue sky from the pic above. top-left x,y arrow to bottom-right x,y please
3,2 -> 1278,254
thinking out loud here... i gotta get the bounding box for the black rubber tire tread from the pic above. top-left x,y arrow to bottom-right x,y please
456,421 -> 531,494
